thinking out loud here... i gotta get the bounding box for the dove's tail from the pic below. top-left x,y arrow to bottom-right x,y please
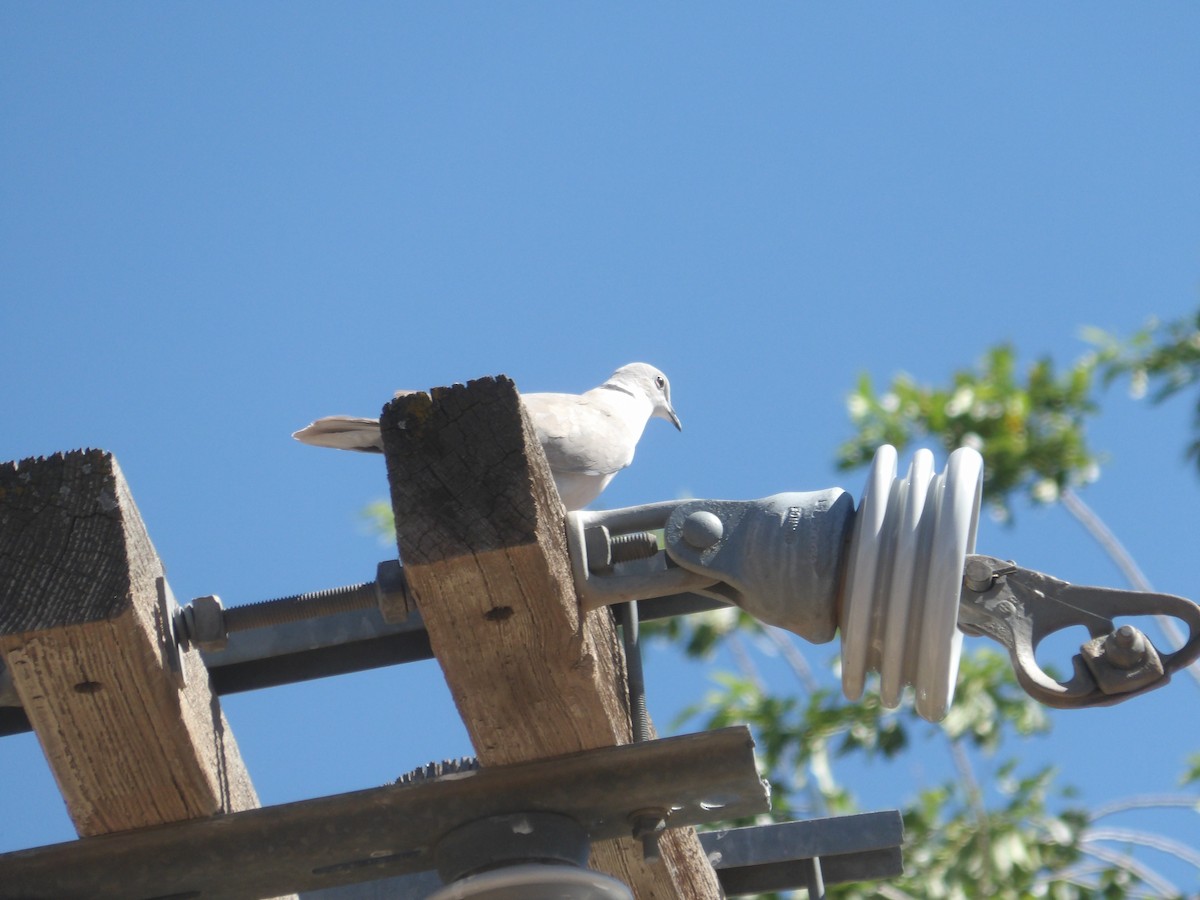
293,416 -> 384,453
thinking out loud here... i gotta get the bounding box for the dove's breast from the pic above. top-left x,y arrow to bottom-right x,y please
522,389 -> 650,510
549,470 -> 616,511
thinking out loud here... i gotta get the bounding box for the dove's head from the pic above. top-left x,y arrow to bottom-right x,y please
608,363 -> 682,431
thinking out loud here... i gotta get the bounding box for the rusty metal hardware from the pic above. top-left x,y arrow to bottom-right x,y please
958,554 -> 1200,709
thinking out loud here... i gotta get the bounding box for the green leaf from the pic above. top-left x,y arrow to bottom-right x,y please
837,344 -> 1102,520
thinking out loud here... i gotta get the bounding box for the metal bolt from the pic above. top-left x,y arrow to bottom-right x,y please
994,599 -> 1016,617
224,582 -> 373,633
611,531 -> 660,563
175,560 -> 410,652
618,602 -> 650,744
681,510 -> 723,550
964,557 -> 1017,593
585,527 -> 660,575
963,557 -> 996,592
1081,623 -> 1163,695
630,809 -> 668,863
585,525 -> 615,573
1104,624 -> 1148,670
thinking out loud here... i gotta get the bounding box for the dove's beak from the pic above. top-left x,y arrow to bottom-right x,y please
667,407 -> 682,431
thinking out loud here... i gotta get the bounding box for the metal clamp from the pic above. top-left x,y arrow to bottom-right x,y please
958,554 -> 1200,709
567,489 -> 856,645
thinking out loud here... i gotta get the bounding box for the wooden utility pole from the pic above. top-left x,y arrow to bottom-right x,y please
382,376 -> 725,898
0,450 -> 264,836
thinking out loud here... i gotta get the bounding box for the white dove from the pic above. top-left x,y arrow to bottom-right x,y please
293,363 -> 682,510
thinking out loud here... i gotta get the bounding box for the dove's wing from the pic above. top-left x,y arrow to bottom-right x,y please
523,391 -> 640,477
293,395 -> 639,475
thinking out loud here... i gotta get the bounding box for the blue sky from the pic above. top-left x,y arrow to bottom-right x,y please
2,3 -> 1198,894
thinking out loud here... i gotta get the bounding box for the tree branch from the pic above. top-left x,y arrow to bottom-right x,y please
1078,841 -> 1179,897
1084,827 -> 1200,870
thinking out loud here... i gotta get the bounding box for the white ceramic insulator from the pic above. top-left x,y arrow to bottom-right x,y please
839,444 -> 983,722
427,864 -> 633,900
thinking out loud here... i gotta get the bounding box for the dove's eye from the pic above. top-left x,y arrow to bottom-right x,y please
655,375 -> 665,390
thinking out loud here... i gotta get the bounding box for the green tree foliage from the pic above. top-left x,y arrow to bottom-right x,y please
1088,311 -> 1200,474
835,344 -> 1101,522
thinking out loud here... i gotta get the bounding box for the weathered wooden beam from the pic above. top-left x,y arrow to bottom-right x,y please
0,450 -> 262,838
381,376 -> 726,898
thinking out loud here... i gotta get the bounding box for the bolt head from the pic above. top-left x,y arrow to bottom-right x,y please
584,525 -> 614,573
1113,624 -> 1138,647
1104,624 -> 1148,669
681,510 -> 723,550
963,557 -> 995,592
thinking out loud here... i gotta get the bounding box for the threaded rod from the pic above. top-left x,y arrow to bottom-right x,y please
223,582 -> 379,634
611,531 -> 660,564
619,600 -> 651,743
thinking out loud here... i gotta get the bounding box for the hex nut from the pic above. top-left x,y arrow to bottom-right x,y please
584,525 -> 614,574
191,595 -> 228,652
1080,625 -> 1163,695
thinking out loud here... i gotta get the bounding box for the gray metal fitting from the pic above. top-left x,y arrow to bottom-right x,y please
629,808 -> 670,863
567,490 -> 855,645
184,594 -> 228,653
664,491 -> 854,644
1104,623 -> 1148,669
583,526 -> 660,575
1080,624 -> 1164,696
960,555 -> 1197,708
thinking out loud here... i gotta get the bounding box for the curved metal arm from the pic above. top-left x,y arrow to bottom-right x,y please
958,555 -> 1200,708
